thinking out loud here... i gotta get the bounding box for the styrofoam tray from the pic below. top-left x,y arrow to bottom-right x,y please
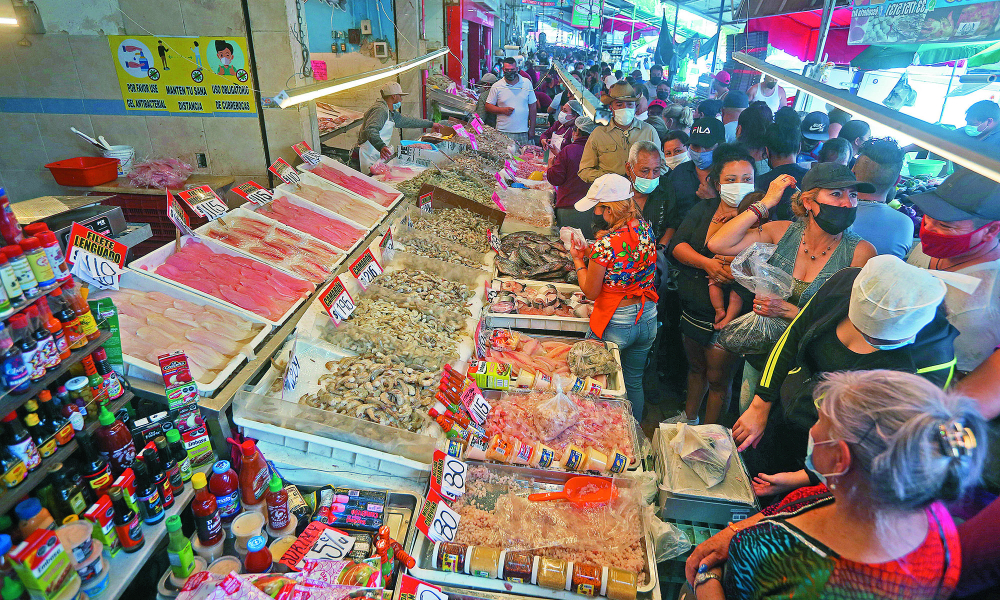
275,179 -> 387,230
92,269 -> 272,396
484,279 -> 591,333
263,186 -> 374,256
296,171 -> 390,220
193,205 -> 345,283
299,155 -> 404,210
128,235 -> 314,327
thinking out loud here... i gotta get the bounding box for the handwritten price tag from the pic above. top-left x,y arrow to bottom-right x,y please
177,186 -> 229,221
320,276 -> 355,324
232,180 -> 274,205
459,384 -> 491,425
293,141 -> 322,166
70,250 -> 122,290
417,488 -> 460,543
398,575 -> 448,600
307,528 -> 355,561
269,158 -> 301,184
418,191 -> 434,213
487,228 -> 502,254
440,454 -> 467,500
282,337 -> 300,399
470,116 -> 483,135
379,228 -> 395,263
349,249 -> 383,289
469,134 -> 478,151
166,190 -> 198,237
453,124 -> 469,139
504,160 -> 517,178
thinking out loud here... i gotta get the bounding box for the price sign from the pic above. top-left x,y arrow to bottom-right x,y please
269,158 -> 301,184
398,575 -> 448,600
401,214 -> 415,229
320,276 -> 355,323
306,527 -> 355,561
292,141 -> 323,166
453,123 -> 469,139
494,172 -> 509,189
282,338 -> 300,398
349,248 -> 383,289
459,384 -> 491,425
469,134 -> 478,151
70,250 -> 122,290
430,450 -> 467,501
491,192 -> 507,211
418,584 -> 449,600
379,228 -> 395,263
65,222 -> 128,290
418,191 -> 434,213
504,160 -> 516,179
417,488 -> 460,543
487,228 -> 502,254
166,190 -> 198,238
231,180 -> 274,205
177,185 -> 229,221
469,115 -> 483,134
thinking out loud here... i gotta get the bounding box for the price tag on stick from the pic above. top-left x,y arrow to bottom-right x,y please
416,488 -> 461,543
269,158 -> 301,184
398,575 -> 448,600
292,141 -> 323,166
379,228 -> 395,263
418,191 -> 434,213
231,180 -> 274,205
282,337 -> 300,401
65,222 -> 127,290
349,248 -> 383,289
166,190 -> 198,238
320,276 -> 355,324
430,450 -> 467,501
177,185 -> 229,221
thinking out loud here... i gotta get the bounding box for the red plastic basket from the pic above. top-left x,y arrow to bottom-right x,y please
45,157 -> 119,187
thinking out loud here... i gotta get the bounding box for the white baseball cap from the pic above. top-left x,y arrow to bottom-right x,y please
848,255 -> 946,342
380,82 -> 409,97
575,173 -> 634,212
604,74 -> 618,87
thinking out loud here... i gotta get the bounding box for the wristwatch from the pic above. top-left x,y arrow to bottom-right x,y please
694,571 -> 721,589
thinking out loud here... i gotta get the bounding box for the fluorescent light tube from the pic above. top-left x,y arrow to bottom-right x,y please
0,18 -> 17,25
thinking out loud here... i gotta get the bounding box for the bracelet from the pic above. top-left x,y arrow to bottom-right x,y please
728,522 -> 741,534
747,201 -> 769,225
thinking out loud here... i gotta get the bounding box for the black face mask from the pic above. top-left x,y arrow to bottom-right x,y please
813,203 -> 857,235
650,77 -> 662,85
503,71 -> 518,82
592,211 -> 610,232
656,91 -> 669,101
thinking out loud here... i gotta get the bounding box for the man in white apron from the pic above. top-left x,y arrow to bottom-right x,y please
357,82 -> 441,174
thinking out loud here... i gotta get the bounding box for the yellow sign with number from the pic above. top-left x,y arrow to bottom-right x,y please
108,35 -> 257,114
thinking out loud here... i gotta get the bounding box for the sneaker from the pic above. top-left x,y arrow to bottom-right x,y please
661,412 -> 700,426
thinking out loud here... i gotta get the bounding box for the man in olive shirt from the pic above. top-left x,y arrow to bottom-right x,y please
578,82 -> 660,182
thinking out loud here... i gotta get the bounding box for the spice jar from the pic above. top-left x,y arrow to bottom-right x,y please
608,449 -> 629,474
433,541 -> 469,573
464,435 -> 489,461
468,546 -> 502,578
561,445 -> 585,471
533,557 -> 571,591
571,562 -> 603,596
486,435 -> 516,463
583,447 -> 609,473
529,443 -> 556,469
65,377 -> 93,409
500,549 -> 533,583
603,567 -> 638,600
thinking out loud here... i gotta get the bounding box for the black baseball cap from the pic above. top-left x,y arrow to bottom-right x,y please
801,162 -> 875,193
909,168 -> 1000,222
723,90 -> 750,109
689,117 -> 725,148
801,111 -> 830,141
698,99 -> 723,118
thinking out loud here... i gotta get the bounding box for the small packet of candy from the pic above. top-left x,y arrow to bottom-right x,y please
299,558 -> 382,587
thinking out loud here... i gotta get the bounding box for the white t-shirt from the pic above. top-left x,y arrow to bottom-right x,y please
486,76 -> 537,134
724,120 -> 738,143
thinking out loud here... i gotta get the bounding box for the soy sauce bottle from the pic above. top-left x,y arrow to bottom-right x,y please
142,448 -> 173,509
155,436 -> 182,495
132,460 -> 163,525
109,486 -> 144,553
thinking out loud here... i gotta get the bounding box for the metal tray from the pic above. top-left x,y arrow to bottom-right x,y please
406,463 -> 656,598
484,279 -> 590,333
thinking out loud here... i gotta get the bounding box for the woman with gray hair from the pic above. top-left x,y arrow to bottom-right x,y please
687,369 -> 984,600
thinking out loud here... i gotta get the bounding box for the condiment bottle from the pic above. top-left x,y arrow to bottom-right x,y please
208,460 -> 241,523
132,460 -> 163,525
50,288 -> 84,350
23,413 -> 56,459
243,536 -> 272,574
3,412 -> 40,472
109,486 -> 144,553
0,255 -> 21,309
0,191 -> 22,246
61,282 -> 100,342
155,435 -> 182,494
14,498 -> 53,538
17,238 -> 55,289
37,391 -> 72,446
60,380 -> 86,430
75,430 -> 112,498
1,575 -> 27,600
47,462 -> 87,519
142,447 -> 173,509
0,448 -> 26,489
35,231 -> 70,283
190,472 -> 223,546
80,355 -> 107,405
1,247 -> 37,300
264,473 -> 290,532
94,402 -> 136,476
36,299 -> 68,361
0,325 -> 28,394
165,429 -> 191,482
91,349 -> 123,400
166,515 -> 195,579
238,440 -> 269,508
26,306 -> 57,371
9,315 -> 41,382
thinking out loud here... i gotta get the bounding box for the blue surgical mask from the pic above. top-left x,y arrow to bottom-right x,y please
692,149 -> 713,170
393,102 -> 402,111
804,433 -> 848,485
633,175 -> 659,194
966,124 -> 982,137
866,335 -> 915,351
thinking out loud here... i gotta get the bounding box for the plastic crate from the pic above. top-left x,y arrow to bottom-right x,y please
98,194 -> 208,238
45,157 -> 119,186
658,516 -> 723,600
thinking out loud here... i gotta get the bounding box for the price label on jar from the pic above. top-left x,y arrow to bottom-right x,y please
320,276 -> 355,324
292,141 -> 322,166
417,488 -> 460,543
269,158 -> 301,184
177,185 -> 229,221
231,180 -> 274,205
349,248 -> 383,289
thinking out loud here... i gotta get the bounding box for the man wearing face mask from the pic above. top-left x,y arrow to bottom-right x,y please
578,82 -> 660,183
357,81 -> 441,174
661,117 -> 724,238
907,168 -> 1000,377
964,100 -> 1000,150
625,141 -> 672,246
645,64 -> 664,99
485,57 -> 538,147
754,122 -> 807,221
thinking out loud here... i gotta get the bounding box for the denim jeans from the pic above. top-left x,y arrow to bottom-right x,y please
589,301 -> 658,422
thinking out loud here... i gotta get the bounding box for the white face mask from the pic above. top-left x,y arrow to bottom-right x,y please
614,107 -> 635,126
664,151 -> 690,170
221,56 -> 232,66
719,182 -> 754,207
558,111 -> 574,123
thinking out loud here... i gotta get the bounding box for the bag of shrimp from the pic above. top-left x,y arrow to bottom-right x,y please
533,377 -> 580,440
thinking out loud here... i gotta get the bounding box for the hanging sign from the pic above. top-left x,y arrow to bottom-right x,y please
416,488 -> 461,543
292,141 -> 323,166
176,185 -> 229,220
269,158 -> 301,184
231,180 -> 274,205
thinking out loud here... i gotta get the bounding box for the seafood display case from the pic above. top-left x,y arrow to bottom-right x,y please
485,280 -> 591,333
299,155 -> 405,210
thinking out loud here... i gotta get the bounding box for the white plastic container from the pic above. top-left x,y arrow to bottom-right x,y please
101,145 -> 134,176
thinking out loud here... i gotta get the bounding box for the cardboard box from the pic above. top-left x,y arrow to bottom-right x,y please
9,529 -> 72,597
83,495 -> 121,557
415,184 -> 505,230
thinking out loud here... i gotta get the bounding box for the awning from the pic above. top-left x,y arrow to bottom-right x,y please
746,7 -> 865,64
602,14 -> 659,43
736,0 -> 849,20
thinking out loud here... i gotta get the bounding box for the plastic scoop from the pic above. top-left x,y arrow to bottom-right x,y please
527,476 -> 618,508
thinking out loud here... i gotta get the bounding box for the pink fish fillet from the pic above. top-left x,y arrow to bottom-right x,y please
294,185 -> 382,227
183,342 -> 229,370
310,164 -> 397,207
219,285 -> 279,320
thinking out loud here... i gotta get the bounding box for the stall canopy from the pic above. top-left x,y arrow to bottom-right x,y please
602,15 -> 660,43
746,7 -> 865,64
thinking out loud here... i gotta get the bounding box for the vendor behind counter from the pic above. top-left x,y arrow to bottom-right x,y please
357,81 -> 442,174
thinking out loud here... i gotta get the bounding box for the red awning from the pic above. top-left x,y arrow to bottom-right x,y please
602,15 -> 659,44
747,8 -> 867,64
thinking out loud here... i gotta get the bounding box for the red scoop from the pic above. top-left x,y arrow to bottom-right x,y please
528,476 -> 618,508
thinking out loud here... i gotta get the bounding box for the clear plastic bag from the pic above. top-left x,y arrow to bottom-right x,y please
643,505 -> 691,561
567,340 -> 620,378
533,377 -> 581,440
718,243 -> 794,355
884,72 -> 917,110
495,186 -> 556,228
559,226 -> 587,252
668,423 -> 733,488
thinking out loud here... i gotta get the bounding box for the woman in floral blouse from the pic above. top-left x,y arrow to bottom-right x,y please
570,173 -> 659,420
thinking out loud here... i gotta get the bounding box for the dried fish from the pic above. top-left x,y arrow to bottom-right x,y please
412,207 -> 493,252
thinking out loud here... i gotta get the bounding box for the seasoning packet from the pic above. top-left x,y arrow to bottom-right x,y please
299,558 -> 382,588
89,297 -> 122,368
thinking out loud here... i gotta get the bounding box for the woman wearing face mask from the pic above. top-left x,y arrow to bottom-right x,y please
685,369 -> 982,600
569,174 -> 658,421
548,116 -> 597,237
732,255 -> 962,480
541,100 -> 582,157
665,145 -> 756,426
356,81 -> 442,174
663,104 -> 695,134
708,162 -> 876,415
660,117 -> 723,253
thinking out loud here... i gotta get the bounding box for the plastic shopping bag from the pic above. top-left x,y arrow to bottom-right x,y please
884,72 -> 917,111
533,377 -> 580,440
669,423 -> 733,488
718,243 -> 794,355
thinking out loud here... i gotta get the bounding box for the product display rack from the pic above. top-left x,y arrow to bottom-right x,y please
0,389 -> 134,515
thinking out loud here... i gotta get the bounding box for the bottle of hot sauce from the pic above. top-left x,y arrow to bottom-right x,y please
265,473 -> 290,534
61,282 -> 100,342
94,403 -> 136,476
239,440 -> 269,509
243,536 -> 272,574
109,486 -> 143,553
190,472 -> 223,546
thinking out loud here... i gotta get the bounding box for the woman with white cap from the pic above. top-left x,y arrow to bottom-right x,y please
735,255 -> 962,479
569,173 -> 658,420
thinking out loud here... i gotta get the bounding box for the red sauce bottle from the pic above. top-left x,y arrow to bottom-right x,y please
94,403 -> 136,477
239,440 -> 269,508
265,473 -> 290,531
243,536 -> 272,573
209,460 -> 241,523
190,472 -> 223,546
